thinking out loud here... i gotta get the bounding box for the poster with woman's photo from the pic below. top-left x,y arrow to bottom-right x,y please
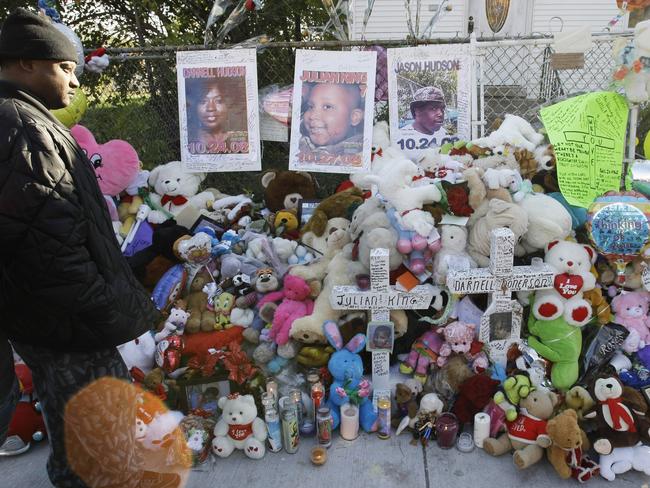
177,49 -> 260,172
289,50 -> 376,174
387,45 -> 472,160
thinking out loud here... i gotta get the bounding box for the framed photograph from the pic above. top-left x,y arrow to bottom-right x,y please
387,44 -> 472,161
189,214 -> 225,237
176,375 -> 230,416
366,321 -> 394,353
177,49 -> 261,172
298,199 -> 320,225
289,49 -> 376,174
642,385 -> 650,408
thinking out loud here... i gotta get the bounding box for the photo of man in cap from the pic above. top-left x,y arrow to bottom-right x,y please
401,86 -> 449,146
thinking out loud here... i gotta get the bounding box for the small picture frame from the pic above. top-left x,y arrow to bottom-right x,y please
299,199 -> 320,225
366,321 -> 394,353
176,375 -> 229,416
189,214 -> 225,237
642,385 -> 650,408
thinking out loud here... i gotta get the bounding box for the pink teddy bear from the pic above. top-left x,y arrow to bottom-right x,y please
257,275 -> 314,346
437,321 -> 488,373
611,291 -> 650,353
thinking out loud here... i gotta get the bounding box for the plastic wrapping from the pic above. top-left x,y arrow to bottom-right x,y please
579,322 -> 629,386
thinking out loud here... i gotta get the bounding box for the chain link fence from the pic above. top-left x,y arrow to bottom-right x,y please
79,34 -> 631,195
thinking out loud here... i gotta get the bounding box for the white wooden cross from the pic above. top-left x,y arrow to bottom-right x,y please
330,248 -> 434,403
446,228 -> 555,367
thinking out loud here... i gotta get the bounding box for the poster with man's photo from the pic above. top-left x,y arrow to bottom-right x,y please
387,45 -> 472,160
177,49 -> 261,172
288,50 -> 376,174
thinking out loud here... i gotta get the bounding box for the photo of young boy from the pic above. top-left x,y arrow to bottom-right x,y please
289,50 -> 376,174
367,322 -> 394,353
298,81 -> 364,159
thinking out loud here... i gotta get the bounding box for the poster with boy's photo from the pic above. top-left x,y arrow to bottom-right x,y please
177,49 -> 261,172
387,44 -> 472,161
289,49 -> 376,174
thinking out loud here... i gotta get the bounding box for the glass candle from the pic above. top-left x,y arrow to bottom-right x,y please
340,403 -> 359,441
435,413 -> 459,449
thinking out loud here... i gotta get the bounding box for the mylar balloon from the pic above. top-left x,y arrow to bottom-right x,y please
51,22 -> 84,77
587,191 -> 650,284
51,87 -> 87,127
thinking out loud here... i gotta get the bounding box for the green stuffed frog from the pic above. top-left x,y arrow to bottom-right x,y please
527,298 -> 582,391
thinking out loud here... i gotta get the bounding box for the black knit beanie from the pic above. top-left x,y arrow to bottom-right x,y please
0,8 -> 78,62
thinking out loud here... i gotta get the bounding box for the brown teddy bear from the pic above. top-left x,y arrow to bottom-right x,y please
185,269 -> 217,334
584,374 -> 650,455
483,389 -> 558,469
546,409 -> 599,482
394,383 -> 420,428
563,385 -> 595,421
261,170 -> 317,213
301,187 -> 364,237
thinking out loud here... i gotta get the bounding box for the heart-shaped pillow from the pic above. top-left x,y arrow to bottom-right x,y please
554,273 -> 584,299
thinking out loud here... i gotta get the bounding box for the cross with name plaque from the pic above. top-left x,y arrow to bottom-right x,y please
330,248 -> 434,403
446,228 -> 555,366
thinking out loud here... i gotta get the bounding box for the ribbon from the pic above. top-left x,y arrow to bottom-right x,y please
602,397 -> 637,432
161,194 -> 188,206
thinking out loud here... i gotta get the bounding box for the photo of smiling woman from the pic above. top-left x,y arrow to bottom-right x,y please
185,76 -> 249,155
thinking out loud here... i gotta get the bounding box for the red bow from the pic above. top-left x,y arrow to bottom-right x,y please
84,47 -> 106,63
161,194 -> 188,206
602,398 -> 636,432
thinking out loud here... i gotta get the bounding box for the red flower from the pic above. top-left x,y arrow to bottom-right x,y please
222,341 -> 258,384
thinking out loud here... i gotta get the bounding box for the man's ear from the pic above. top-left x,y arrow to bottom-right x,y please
18,59 -> 36,73
350,108 -> 364,127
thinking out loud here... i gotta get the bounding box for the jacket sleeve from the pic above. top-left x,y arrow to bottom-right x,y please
0,120 -> 121,327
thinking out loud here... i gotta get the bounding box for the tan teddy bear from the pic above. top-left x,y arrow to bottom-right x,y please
185,269 -> 217,334
546,409 -> 599,481
483,389 -> 558,469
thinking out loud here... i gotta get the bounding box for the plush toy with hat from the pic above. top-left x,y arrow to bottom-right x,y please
147,161 -> 214,224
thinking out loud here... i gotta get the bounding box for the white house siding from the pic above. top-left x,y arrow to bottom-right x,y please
532,0 -> 628,34
351,0 -> 467,40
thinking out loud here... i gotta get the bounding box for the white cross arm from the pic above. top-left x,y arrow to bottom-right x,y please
330,285 -> 434,310
447,264 -> 555,295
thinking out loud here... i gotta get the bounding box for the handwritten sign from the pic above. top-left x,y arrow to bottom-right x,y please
540,92 -> 628,208
330,286 -> 434,310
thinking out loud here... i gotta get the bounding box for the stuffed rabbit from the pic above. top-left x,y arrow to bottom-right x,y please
322,321 -> 378,432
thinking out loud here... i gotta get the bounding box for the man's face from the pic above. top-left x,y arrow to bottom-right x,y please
414,102 -> 445,134
197,86 -> 227,131
303,84 -> 363,147
29,60 -> 79,109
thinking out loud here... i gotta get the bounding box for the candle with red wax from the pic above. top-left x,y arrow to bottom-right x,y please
435,413 -> 459,449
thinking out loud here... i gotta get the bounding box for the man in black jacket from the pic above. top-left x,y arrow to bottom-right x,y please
0,9 -> 175,488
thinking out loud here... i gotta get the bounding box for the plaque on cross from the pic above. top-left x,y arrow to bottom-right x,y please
446,228 -> 555,366
330,248 -> 434,401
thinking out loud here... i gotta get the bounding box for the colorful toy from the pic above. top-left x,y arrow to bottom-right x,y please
611,291 -> 650,353
437,321 -> 488,373
399,329 -> 444,383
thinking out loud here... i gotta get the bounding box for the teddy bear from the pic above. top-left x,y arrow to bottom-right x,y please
257,274 -> 319,346
261,169 -> 317,213
212,393 -> 267,460
432,225 -> 476,285
368,158 -> 442,239
472,114 -> 545,152
117,169 -> 150,239
147,161 -> 214,224
514,193 -> 573,256
301,187 -> 364,238
154,306 -> 189,343
483,389 -> 558,469
532,240 -> 597,327
395,392 -> 445,437
437,321 -> 488,373
393,383 -> 420,428
599,444 -> 650,481
185,269 -> 217,334
429,355 -> 474,406
584,374 -> 650,455
563,385 -> 595,421
117,331 -> 157,375
237,267 -> 281,344
467,199 -> 528,267
300,217 -> 350,256
546,409 -> 599,482
611,291 -> 650,353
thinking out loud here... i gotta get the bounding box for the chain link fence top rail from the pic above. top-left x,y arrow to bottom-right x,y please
79,34 -> 631,196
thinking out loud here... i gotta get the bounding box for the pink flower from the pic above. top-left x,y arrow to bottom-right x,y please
358,388 -> 370,398
359,379 -> 370,390
335,387 -> 347,398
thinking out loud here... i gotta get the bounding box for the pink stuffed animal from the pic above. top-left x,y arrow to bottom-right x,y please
257,275 -> 315,346
71,124 -> 139,240
437,321 -> 488,373
611,291 -> 650,353
399,330 -> 444,383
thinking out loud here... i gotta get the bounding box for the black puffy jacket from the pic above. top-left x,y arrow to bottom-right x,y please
0,80 -> 159,351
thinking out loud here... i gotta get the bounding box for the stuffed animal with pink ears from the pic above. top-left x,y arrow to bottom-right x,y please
611,291 -> 650,353
437,321 -> 488,373
257,275 -> 318,346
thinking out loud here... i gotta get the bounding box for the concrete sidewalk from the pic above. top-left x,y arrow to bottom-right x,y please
2,433 -> 648,488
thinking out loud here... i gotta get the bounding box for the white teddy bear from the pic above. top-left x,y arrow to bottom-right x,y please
212,393 -> 267,460
432,225 -> 476,285
599,445 -> 650,480
515,193 -> 572,256
532,240 -> 596,327
482,167 -> 522,192
147,161 -> 214,224
154,307 -> 189,343
472,114 -> 544,152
